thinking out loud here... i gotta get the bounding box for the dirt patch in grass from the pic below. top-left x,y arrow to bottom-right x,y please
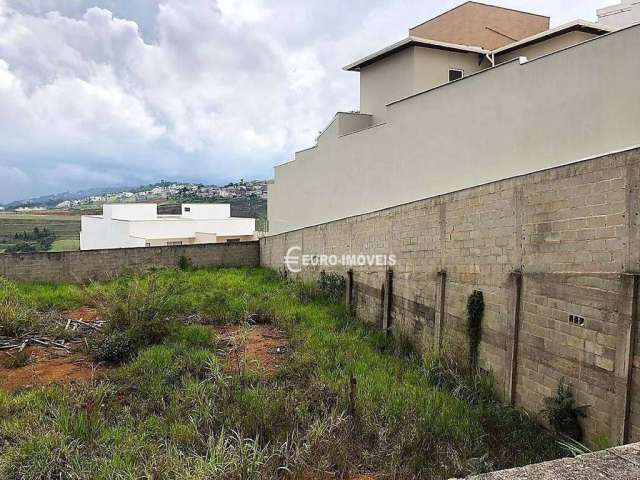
0,347 -> 101,391
216,324 -> 288,375
64,307 -> 101,322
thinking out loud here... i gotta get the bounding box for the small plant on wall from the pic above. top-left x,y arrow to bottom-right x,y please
542,378 -> 588,442
177,255 -> 193,271
317,270 -> 346,302
466,290 -> 485,371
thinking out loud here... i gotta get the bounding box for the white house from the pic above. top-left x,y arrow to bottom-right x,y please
80,204 -> 256,251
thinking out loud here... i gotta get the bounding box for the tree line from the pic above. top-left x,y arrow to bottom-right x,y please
5,227 -> 56,253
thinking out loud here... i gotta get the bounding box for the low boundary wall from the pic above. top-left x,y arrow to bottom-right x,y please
0,241 -> 260,283
261,147 -> 640,446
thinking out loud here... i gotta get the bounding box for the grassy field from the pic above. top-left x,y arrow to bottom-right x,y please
0,268 -> 566,479
0,213 -> 81,239
48,238 -> 81,252
0,212 -> 81,252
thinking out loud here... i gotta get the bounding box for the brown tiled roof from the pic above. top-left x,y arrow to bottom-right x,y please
409,1 -> 550,50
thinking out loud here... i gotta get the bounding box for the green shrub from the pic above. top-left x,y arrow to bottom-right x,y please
318,271 -> 345,302
466,290 -> 485,371
542,378 -> 587,441
94,274 -> 183,351
94,331 -> 134,364
177,255 -> 192,271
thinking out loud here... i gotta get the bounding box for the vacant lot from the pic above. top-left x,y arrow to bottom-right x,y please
0,268 -> 565,479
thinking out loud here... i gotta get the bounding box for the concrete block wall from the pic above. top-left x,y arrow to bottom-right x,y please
261,147 -> 640,445
0,241 -> 260,283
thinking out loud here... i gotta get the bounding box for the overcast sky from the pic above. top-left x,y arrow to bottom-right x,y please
0,0 -> 614,202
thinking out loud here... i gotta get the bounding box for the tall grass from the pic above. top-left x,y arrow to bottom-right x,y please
4,280 -> 85,311
0,278 -> 39,336
0,268 -> 564,479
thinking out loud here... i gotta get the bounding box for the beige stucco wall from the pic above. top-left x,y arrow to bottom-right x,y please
195,232 -> 218,244
359,46 -> 486,124
496,30 -> 600,63
268,25 -> 640,235
359,47 -> 414,123
336,112 -> 373,136
217,234 -> 257,242
413,47 -> 486,92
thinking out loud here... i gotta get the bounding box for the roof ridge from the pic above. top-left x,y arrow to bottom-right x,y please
410,1 -> 549,32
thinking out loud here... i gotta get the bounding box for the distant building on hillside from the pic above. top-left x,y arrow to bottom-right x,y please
15,207 -> 46,212
80,204 -> 256,251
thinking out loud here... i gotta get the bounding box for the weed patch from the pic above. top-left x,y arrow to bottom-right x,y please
0,268 -> 565,479
542,378 -> 587,442
0,279 -> 38,337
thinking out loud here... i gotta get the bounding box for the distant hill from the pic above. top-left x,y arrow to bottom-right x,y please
2,185 -> 135,209
1,180 -> 269,230
2,180 -> 268,210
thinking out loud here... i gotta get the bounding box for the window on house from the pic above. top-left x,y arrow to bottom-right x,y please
167,241 -> 183,246
184,207 -> 191,212
226,239 -> 241,243
449,69 -> 464,82
145,242 -> 151,247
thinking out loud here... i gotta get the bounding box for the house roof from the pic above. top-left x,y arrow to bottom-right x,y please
410,1 -> 549,32
343,36 -> 490,72
409,1 -> 550,50
493,19 -> 614,56
344,19 -> 613,72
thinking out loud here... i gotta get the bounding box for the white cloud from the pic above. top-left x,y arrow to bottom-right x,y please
216,0 -> 268,27
0,0 -> 613,202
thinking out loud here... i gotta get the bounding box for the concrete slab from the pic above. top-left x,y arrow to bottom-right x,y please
454,443 -> 640,479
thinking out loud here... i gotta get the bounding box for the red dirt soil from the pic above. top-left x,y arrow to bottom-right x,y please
64,307 -> 101,322
0,347 -> 100,391
216,324 -> 288,375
